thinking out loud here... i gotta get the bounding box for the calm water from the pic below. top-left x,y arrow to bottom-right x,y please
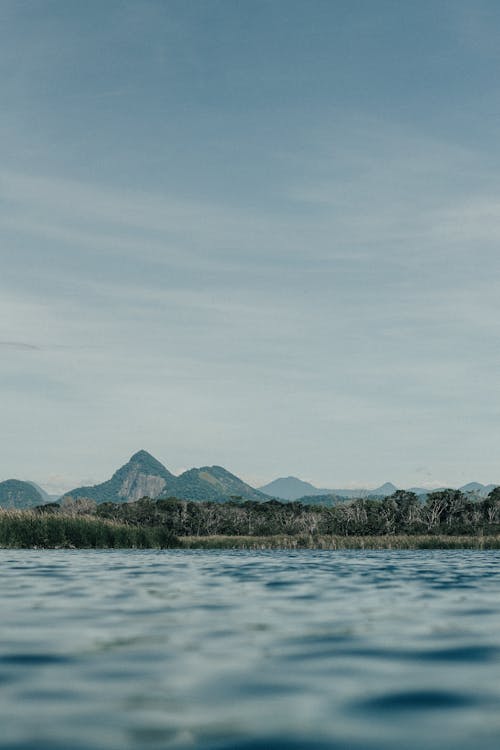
1,549 -> 500,749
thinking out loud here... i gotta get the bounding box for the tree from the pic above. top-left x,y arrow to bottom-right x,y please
391,490 -> 421,529
423,490 -> 465,531
483,488 -> 500,525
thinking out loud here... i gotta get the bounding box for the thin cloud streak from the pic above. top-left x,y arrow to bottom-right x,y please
0,341 -> 40,351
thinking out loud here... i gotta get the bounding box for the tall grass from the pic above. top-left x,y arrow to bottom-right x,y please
0,510 -> 177,549
2,511 -> 499,549
180,534 -> 500,550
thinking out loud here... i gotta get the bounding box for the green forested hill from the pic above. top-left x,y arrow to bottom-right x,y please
174,465 -> 268,502
0,480 -> 45,509
62,451 -> 269,504
63,450 -> 177,504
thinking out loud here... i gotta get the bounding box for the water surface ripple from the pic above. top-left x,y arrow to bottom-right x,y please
1,549 -> 500,749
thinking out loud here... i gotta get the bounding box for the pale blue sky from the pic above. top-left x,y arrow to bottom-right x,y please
2,1 -> 500,493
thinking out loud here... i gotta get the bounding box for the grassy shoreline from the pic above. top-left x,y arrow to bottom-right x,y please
179,534 -> 500,550
1,511 -> 500,549
0,510 -> 176,549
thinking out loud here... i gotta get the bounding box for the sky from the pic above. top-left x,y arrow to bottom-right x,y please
2,0 -> 500,494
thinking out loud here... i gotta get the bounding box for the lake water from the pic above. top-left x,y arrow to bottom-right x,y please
1,549 -> 500,749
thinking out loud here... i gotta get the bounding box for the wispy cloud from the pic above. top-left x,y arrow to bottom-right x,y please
0,169 -> 298,269
3,0 -> 500,490
0,340 -> 40,351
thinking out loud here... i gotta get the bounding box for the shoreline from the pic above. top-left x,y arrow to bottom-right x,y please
2,510 -> 500,549
178,534 -> 500,550
2,534 -> 500,551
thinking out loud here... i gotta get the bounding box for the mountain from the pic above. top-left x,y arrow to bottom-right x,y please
63,450 -> 177,504
408,483 -> 499,499
484,484 -> 499,495
175,466 -> 267,503
62,451 -> 268,504
459,482 -> 498,497
261,476 -> 500,503
19,453 -> 500,507
372,482 -> 398,496
261,477 -> 400,501
0,480 -> 45,509
27,482 -> 60,504
259,477 -> 326,501
297,483 -> 398,506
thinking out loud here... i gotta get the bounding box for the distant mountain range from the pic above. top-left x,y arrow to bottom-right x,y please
258,477 -> 399,500
258,476 -> 498,501
61,450 -> 268,505
259,476 -> 326,500
1,456 -> 498,510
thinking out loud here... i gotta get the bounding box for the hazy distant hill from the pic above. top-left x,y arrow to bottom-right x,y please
372,482 -> 399,497
460,482 -> 498,497
62,450 -> 268,504
27,482 -> 60,504
0,480 -> 45,509
408,483 -> 498,499
260,477 -> 399,501
261,476 -> 498,503
297,484 -> 400,506
259,476 -> 326,501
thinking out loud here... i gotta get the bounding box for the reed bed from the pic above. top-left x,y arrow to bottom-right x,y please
2,510 -> 500,549
0,510 -> 177,549
180,534 -> 500,550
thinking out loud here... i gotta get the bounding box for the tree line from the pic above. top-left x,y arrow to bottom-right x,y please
45,487 -> 500,537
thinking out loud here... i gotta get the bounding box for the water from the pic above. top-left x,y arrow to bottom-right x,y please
1,549 -> 500,750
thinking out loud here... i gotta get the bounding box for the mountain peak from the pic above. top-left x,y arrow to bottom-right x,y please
259,476 -> 323,501
129,449 -> 155,462
373,482 -> 398,494
175,465 -> 266,502
126,450 -> 173,475
61,455 -> 265,504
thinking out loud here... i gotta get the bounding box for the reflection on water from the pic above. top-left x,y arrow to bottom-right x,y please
1,549 -> 500,749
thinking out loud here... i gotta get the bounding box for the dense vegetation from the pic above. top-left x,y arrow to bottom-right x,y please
3,488 -> 500,548
47,488 -> 500,532
88,488 -> 500,537
0,510 -> 177,549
